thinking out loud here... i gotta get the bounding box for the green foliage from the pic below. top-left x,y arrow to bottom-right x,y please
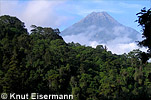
0,15 -> 151,100
0,15 -> 27,40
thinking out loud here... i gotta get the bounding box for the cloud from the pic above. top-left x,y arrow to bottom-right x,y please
106,38 -> 137,54
63,25 -> 100,47
62,24 -> 143,54
89,41 -> 100,48
63,33 -> 90,46
63,33 -> 143,54
0,1 -> 20,15
21,1 -> 66,29
107,42 -> 138,54
0,0 -> 68,31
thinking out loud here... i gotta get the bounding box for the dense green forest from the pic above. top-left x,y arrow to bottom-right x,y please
0,8 -> 151,100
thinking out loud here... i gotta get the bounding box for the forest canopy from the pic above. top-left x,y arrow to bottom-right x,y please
0,13 -> 151,100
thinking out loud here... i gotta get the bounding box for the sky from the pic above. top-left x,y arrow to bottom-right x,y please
0,0 -> 150,54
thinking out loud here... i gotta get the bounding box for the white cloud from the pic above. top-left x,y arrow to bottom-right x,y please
0,0 -> 68,32
21,0 -> 68,31
63,33 -> 141,54
22,1 -> 64,28
62,24 -> 143,54
63,33 -> 90,46
107,42 -> 138,54
89,41 -> 99,48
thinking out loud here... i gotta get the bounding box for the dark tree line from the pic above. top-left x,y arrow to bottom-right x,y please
136,7 -> 151,63
0,8 -> 151,100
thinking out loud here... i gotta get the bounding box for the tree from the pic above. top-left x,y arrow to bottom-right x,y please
30,25 -> 62,40
136,8 -> 151,63
0,15 -> 27,39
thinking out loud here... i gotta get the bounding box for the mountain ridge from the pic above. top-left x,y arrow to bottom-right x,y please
61,11 -> 139,45
79,12 -> 121,26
